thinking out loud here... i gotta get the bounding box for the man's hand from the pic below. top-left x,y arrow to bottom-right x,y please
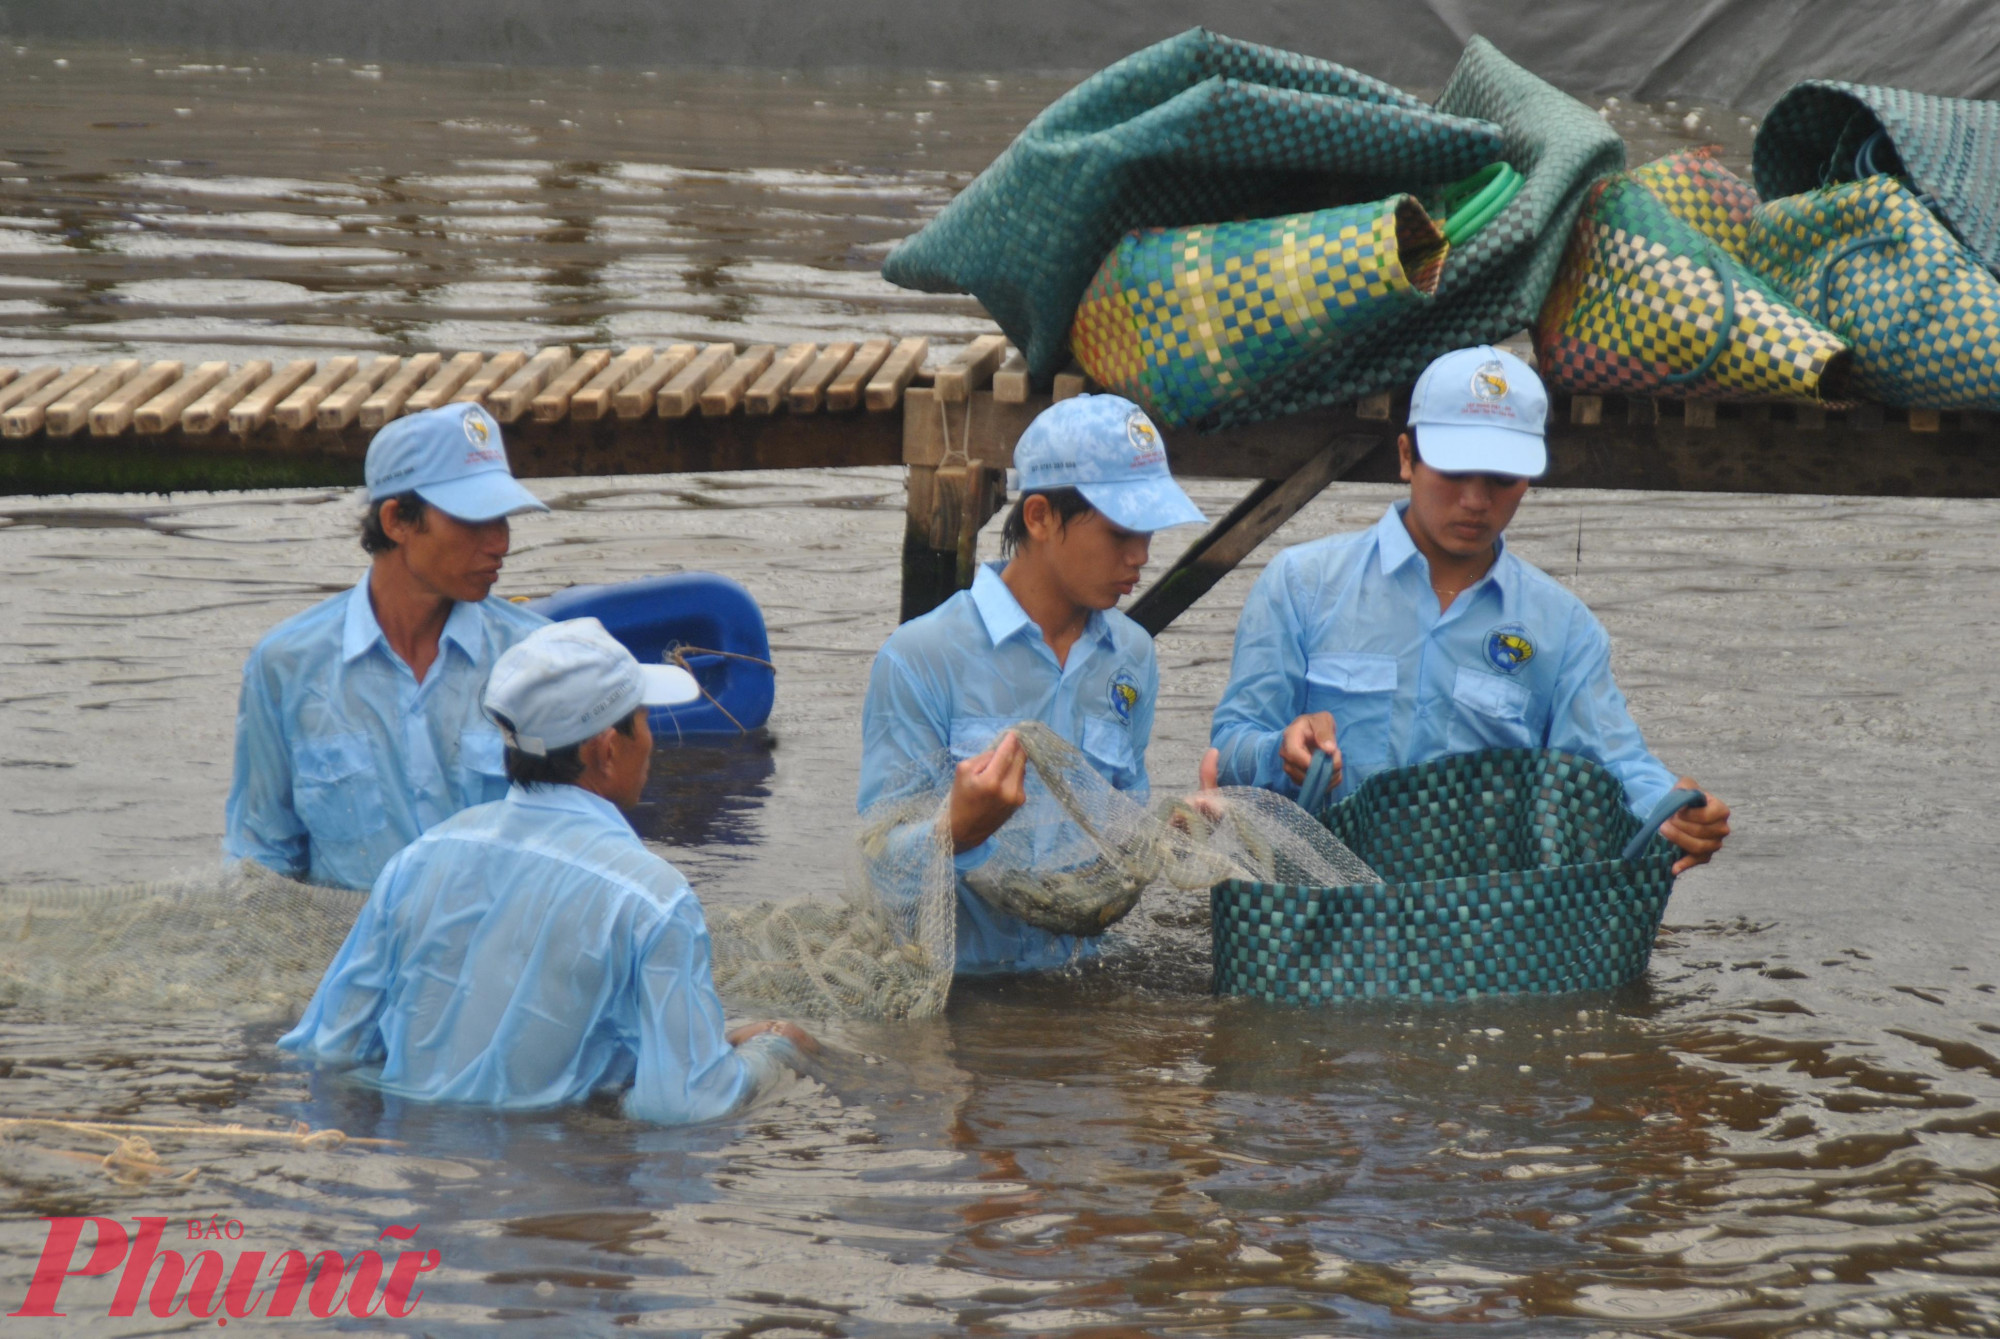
1659,777 -> 1731,875
948,730 -> 1028,853
728,1020 -> 819,1054
1279,712 -> 1342,787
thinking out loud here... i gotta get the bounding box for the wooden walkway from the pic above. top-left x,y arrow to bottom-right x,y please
2,334 -> 1996,629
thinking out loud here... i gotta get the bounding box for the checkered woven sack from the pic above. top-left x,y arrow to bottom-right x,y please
1070,195 -> 1447,428
1211,749 -> 1681,1004
1740,174 -> 2000,410
1533,151 -> 1849,402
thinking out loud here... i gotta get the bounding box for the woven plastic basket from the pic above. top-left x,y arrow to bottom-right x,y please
1211,748 -> 1699,1004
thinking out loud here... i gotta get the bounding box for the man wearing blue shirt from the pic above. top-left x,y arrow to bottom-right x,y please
282,617 -> 811,1125
860,394 -> 1208,974
1209,347 -> 1731,873
224,402 -> 550,890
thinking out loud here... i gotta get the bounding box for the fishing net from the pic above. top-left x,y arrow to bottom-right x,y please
0,863 -> 366,1020
708,721 -> 1377,1020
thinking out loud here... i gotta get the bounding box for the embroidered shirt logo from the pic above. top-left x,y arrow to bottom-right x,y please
1108,670 -> 1140,724
1484,624 -> 1535,673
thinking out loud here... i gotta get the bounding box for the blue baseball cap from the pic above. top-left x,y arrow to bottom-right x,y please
1010,394 -> 1205,533
365,402 -> 550,522
484,618 -> 700,755
1407,346 -> 1549,478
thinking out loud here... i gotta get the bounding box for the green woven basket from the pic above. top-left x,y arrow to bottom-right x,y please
1211,749 -> 1696,1004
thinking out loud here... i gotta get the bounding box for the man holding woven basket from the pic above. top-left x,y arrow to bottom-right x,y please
1207,347 -> 1731,874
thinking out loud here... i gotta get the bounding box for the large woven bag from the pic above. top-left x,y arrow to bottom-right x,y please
1070,195 -> 1447,429
1534,151 -> 1849,402
1211,749 -> 1699,1004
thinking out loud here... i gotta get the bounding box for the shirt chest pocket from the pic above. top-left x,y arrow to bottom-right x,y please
1080,715 -> 1136,781
1446,667 -> 1537,753
458,727 -> 509,800
291,731 -> 388,844
947,716 -> 1014,761
1304,652 -> 1398,765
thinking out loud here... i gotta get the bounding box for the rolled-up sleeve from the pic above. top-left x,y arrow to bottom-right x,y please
223,649 -> 310,879
1209,557 -> 1307,793
624,893 -> 761,1125
1547,615 -> 1678,816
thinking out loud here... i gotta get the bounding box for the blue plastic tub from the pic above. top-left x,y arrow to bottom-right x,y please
528,572 -> 774,735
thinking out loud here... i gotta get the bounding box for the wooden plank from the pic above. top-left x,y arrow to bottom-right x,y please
316,355 -> 400,431
658,343 -> 738,418
227,360 -> 314,436
572,346 -> 655,421
1052,361 -> 1089,401
787,341 -> 857,414
1355,391 -> 1394,421
0,368 -> 17,398
700,345 -> 777,417
935,334 -> 1009,403
134,361 -> 228,435
1628,396 -> 1660,426
404,351 -> 484,414
614,344 -> 698,419
865,337 -> 928,411
1570,394 -> 1603,426
745,342 -> 819,415
1126,437 -> 1377,635
825,337 -> 894,412
1684,400 -> 1717,429
1909,407 -> 1942,433
992,348 -> 1030,403
90,361 -> 184,436
2,365 -> 99,438
46,360 -> 141,438
359,353 -> 444,429
451,351 -> 529,407
487,347 -> 573,424
0,366 -> 63,418
274,357 -> 359,431
531,348 -> 613,423
182,361 -> 272,435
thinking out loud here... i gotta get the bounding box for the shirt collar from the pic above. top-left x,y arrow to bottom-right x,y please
968,562 -> 1116,653
506,782 -> 637,836
1373,501 -> 1515,610
342,572 -> 485,664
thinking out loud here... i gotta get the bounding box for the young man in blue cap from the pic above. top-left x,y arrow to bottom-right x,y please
859,393 -> 1208,974
225,402 -> 551,890
283,618 -> 812,1124
1208,346 -> 1731,873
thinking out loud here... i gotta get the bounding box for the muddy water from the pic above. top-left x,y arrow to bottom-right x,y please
0,37 -> 1995,1339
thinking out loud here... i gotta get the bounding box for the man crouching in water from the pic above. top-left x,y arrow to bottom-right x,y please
283,618 -> 812,1124
858,394 -> 1207,975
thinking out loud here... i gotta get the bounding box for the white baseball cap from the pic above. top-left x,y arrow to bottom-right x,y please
1407,346 -> 1549,478
1009,394 -> 1205,532
365,402 -> 550,522
484,618 -> 700,756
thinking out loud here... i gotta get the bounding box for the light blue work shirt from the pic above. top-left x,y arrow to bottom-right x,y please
860,562 -> 1157,975
224,575 -> 547,890
280,783 -> 790,1125
1210,502 -> 1678,813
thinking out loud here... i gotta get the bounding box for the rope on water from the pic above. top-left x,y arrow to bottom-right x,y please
661,643 -> 776,737
0,1116 -> 402,1185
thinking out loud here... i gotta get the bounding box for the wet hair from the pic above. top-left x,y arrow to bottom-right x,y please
499,707 -> 642,788
998,487 -> 1096,557
360,490 -> 429,555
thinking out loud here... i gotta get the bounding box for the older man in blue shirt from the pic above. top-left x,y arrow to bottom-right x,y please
860,394 -> 1208,974
224,402 -> 549,890
1209,347 -> 1731,873
282,617 -> 810,1124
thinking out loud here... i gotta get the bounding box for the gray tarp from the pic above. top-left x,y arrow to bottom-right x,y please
6,0 -> 1999,107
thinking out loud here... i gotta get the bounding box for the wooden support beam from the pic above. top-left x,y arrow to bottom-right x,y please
1053,362 -> 1089,401
0,367 -> 63,421
47,361 -> 141,438
935,334 -> 1009,403
135,362 -> 229,436
316,355 -> 400,431
1909,407 -> 1942,433
359,352 -> 444,429
700,344 -> 775,417
0,368 -> 16,396
2,365 -> 99,438
403,351 -> 483,414
487,347 -> 572,424
1355,391 -> 1393,421
274,357 -> 359,431
571,346 -> 654,421
866,337 -> 927,411
612,344 -> 695,419
658,343 -> 736,418
230,360 -> 316,436
1684,400 -> 1717,429
1570,394 -> 1603,426
532,348 -> 613,423
787,341 -> 856,414
452,351 -> 528,407
826,337 -> 894,412
1126,434 -> 1380,636
183,361 -> 273,435
992,348 -> 1030,403
89,361 -> 183,437
745,341 -> 819,415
